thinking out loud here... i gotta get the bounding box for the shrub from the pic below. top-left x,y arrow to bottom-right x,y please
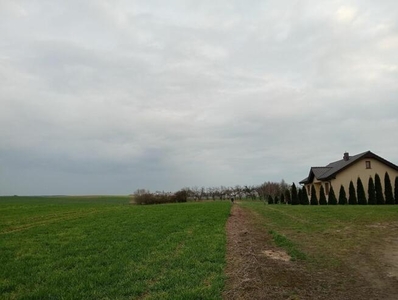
133,189 -> 188,205
268,195 -> 274,205
134,193 -> 157,205
173,190 -> 188,203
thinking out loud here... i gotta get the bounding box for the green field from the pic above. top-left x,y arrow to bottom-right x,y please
0,197 -> 231,299
2,197 -> 397,299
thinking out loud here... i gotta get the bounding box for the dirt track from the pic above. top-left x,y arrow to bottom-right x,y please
223,204 -> 398,300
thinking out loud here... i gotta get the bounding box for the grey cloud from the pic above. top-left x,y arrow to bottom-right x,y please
1,0 -> 398,195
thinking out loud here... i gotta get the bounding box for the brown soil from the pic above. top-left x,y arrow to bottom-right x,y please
384,238 -> 398,279
223,204 -> 398,300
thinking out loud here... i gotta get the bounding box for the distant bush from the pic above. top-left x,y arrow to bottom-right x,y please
132,189 -> 188,205
173,190 -> 188,203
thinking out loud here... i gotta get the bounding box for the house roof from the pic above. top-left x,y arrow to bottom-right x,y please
299,151 -> 398,184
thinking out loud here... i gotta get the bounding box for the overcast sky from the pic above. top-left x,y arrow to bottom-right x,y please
1,1 -> 398,195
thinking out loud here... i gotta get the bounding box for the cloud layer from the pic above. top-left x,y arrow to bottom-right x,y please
1,0 -> 398,195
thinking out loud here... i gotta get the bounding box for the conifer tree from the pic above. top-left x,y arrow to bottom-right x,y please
328,186 -> 337,205
368,177 -> 376,205
291,183 -> 299,205
267,194 -> 274,205
298,188 -> 302,205
356,177 -> 367,205
274,195 -> 279,204
319,185 -> 327,205
395,176 -> 398,205
338,185 -> 347,205
348,181 -> 357,205
301,186 -> 309,205
284,189 -> 291,205
375,173 -> 384,205
310,185 -> 318,205
384,172 -> 394,204
280,193 -> 285,204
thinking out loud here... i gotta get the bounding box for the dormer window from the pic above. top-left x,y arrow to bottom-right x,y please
366,161 -> 371,169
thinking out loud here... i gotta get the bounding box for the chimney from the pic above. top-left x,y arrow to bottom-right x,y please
343,152 -> 349,161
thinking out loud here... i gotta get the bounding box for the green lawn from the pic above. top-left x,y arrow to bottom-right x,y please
0,197 -> 231,299
241,202 -> 398,267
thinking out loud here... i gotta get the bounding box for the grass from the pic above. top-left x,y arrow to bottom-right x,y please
240,202 -> 398,267
0,197 -> 231,299
268,230 -> 307,261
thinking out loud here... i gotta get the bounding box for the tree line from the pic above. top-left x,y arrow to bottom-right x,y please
132,180 -> 291,205
132,173 -> 398,205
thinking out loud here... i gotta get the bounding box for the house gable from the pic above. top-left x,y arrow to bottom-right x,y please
300,167 -> 331,184
300,151 -> 398,184
300,151 -> 398,200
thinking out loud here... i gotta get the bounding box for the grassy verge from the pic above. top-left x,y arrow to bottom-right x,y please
240,202 -> 398,267
268,230 -> 307,261
0,197 -> 231,299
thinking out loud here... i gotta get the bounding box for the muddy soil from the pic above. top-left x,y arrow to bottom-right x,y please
223,204 -> 398,300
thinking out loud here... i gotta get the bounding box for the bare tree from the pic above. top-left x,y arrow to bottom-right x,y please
234,185 -> 243,199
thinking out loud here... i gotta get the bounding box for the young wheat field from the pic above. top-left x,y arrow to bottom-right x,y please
0,197 -> 230,299
1,197 -> 398,299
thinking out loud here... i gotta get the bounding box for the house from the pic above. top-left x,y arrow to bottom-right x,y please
300,151 -> 398,200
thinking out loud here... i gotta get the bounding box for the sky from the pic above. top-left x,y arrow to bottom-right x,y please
1,0 -> 398,195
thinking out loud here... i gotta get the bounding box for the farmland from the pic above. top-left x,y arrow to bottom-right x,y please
1,197 -> 398,300
0,197 -> 230,299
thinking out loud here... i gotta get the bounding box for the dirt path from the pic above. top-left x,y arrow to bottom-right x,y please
384,237 -> 398,279
223,204 -> 398,300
